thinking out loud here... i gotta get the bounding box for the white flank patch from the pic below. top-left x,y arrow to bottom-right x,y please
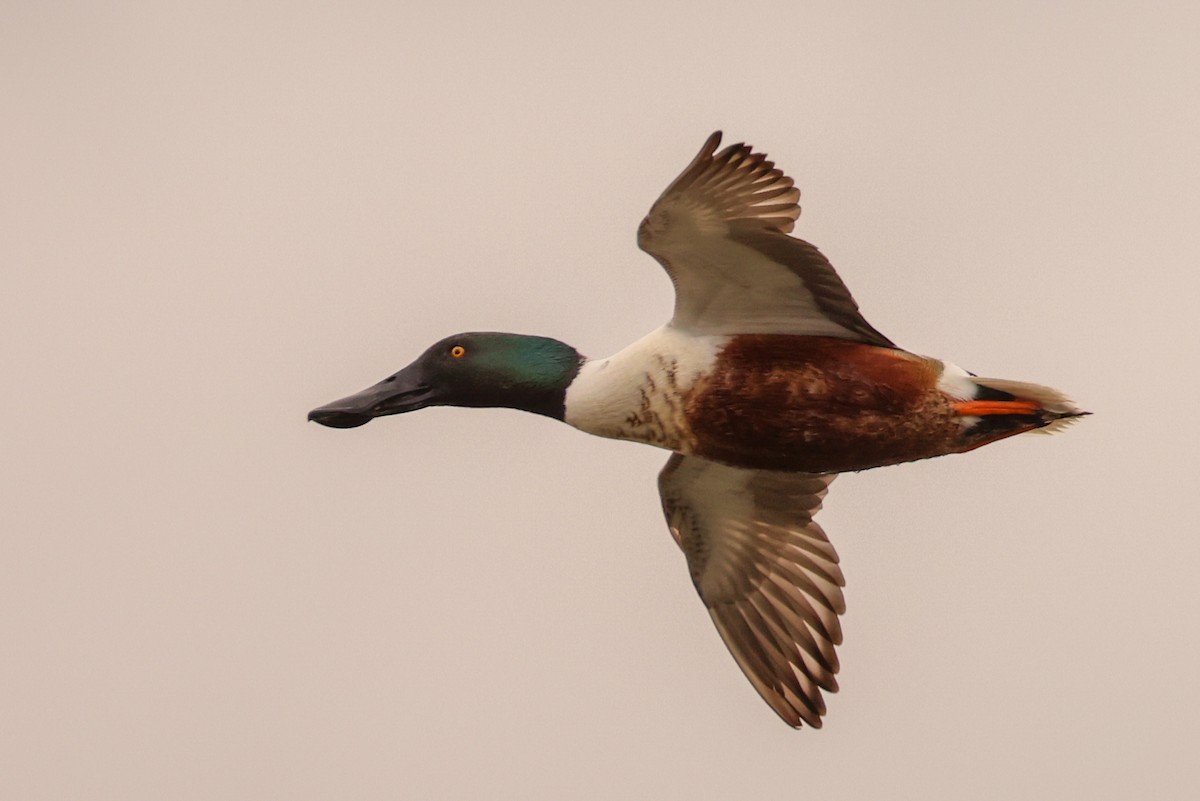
934,359 -> 981,428
564,325 -> 728,449
935,359 -> 978,400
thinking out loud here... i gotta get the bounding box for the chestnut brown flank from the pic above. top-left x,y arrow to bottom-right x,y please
686,336 -> 963,472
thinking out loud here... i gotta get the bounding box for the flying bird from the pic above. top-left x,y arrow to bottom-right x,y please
309,132 -> 1087,728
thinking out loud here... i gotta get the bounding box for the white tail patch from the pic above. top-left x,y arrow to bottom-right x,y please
935,360 -> 978,400
972,378 -> 1088,435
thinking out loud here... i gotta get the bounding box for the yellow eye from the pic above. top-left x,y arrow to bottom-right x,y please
450,345 -> 466,358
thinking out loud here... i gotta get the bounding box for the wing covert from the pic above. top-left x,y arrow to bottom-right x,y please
638,132 -> 894,347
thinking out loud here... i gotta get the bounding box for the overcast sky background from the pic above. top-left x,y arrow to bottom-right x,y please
4,2 -> 1199,799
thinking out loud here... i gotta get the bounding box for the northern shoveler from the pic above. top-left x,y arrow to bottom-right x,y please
309,132 -> 1087,728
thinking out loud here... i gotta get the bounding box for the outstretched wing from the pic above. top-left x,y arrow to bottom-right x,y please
638,131 -> 894,347
657,454 -> 846,728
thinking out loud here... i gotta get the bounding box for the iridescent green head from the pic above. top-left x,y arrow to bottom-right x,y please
309,333 -> 585,428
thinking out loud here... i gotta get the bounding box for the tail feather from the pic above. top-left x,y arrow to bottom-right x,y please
968,378 -> 1090,435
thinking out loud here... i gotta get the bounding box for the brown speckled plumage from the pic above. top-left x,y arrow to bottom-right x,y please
687,336 -> 970,472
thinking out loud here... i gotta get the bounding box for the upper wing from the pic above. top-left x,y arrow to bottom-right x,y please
657,453 -> 845,728
637,131 -> 894,347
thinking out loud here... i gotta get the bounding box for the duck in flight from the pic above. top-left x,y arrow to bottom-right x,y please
309,132 -> 1087,728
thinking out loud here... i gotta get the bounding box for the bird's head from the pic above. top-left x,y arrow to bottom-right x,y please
308,332 -> 584,428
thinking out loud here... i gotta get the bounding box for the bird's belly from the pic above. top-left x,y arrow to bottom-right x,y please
566,334 -> 971,473
683,337 -> 964,473
685,399 -> 962,473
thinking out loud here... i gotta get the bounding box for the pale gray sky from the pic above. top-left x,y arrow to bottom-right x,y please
4,2 -> 1198,799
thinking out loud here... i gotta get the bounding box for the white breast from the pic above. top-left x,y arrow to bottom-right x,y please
564,326 -> 728,451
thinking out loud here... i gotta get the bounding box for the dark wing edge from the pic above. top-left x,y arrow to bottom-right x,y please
657,454 -> 846,728
728,224 -> 897,348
